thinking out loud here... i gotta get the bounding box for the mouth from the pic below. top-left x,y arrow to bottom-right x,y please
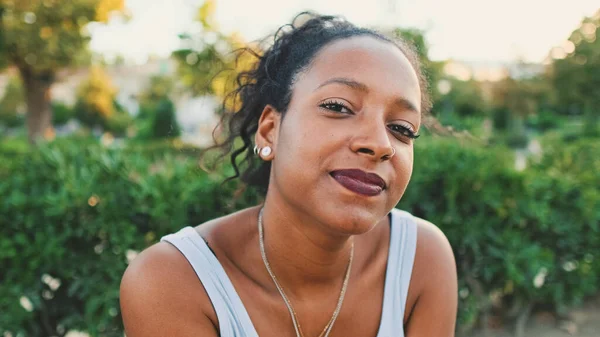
329,169 -> 386,197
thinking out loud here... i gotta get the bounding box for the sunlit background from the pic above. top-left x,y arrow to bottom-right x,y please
1,0 -> 599,336
90,0 -> 599,64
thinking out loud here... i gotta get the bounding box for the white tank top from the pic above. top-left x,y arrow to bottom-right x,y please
160,208 -> 418,337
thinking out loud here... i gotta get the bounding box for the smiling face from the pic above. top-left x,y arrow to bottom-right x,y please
259,35 -> 422,234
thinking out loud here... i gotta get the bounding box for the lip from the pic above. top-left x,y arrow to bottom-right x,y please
330,169 -> 386,197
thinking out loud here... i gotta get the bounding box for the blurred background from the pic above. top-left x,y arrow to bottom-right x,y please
0,0 -> 599,336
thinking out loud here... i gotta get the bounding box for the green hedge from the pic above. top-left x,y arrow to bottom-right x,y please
397,137 -> 600,332
0,140 -> 261,336
0,136 -> 598,336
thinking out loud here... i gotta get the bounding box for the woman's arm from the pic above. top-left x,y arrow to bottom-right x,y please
405,218 -> 458,337
120,242 -> 219,336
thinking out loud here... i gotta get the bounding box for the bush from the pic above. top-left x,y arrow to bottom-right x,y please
492,107 -> 511,131
151,98 -> 180,138
398,137 -> 599,332
73,66 -> 133,135
505,131 -> 529,148
1,136 -> 598,336
104,102 -> 133,137
488,128 -> 529,149
52,102 -> 76,126
0,139 -> 261,336
74,67 -> 118,129
525,111 -> 561,131
134,98 -> 181,140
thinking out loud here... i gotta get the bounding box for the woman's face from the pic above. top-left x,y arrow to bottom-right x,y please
265,35 -> 422,234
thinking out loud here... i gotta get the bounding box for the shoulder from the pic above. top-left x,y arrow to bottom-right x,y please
413,216 -> 456,274
409,215 -> 457,299
393,210 -> 455,268
403,214 -> 458,335
120,241 -> 219,336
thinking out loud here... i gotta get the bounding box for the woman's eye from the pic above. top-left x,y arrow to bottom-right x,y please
388,124 -> 420,139
319,100 -> 352,114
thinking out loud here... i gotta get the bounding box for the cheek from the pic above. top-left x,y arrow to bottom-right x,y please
276,110 -> 341,165
272,114 -> 324,179
391,146 -> 414,193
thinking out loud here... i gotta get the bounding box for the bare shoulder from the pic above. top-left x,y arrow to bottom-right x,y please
413,216 -> 456,271
120,241 -> 219,337
404,216 -> 458,336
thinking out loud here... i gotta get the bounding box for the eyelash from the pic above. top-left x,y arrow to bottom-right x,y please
318,100 -> 420,139
388,123 -> 420,139
319,99 -> 351,114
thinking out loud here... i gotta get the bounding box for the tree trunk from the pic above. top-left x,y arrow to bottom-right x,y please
20,67 -> 55,144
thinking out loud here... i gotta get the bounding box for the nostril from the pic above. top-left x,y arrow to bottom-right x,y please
357,148 -> 375,155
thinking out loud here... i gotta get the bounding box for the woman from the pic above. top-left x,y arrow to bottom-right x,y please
120,13 -> 457,337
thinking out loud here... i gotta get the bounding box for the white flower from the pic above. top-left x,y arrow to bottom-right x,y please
533,267 -> 548,288
562,261 -> 577,272
41,274 -> 61,291
19,296 -> 33,312
126,249 -> 139,263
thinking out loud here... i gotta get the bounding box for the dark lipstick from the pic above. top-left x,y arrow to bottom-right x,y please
330,169 -> 386,197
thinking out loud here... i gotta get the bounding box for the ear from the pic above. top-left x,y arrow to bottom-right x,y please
254,104 -> 281,160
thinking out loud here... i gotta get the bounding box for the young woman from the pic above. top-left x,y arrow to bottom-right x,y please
120,13 -> 458,337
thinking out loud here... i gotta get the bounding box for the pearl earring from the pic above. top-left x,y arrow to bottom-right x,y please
260,146 -> 272,157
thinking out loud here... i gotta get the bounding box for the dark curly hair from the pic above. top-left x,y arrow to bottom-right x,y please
203,12 -> 432,194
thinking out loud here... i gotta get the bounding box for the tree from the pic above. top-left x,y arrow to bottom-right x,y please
151,98 -> 180,139
74,65 -> 131,135
138,75 -> 175,110
550,10 -> 600,134
173,0 -> 258,112
0,74 -> 25,127
0,0 -> 125,143
75,66 -> 118,128
441,78 -> 489,118
392,28 -> 445,110
491,77 -> 542,119
135,75 -> 181,139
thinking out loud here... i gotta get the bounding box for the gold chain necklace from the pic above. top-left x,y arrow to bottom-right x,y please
258,207 -> 354,337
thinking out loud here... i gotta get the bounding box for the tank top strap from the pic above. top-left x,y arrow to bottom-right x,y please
377,208 -> 418,336
160,227 -> 259,337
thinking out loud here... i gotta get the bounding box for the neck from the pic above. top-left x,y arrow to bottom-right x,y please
258,195 -> 355,298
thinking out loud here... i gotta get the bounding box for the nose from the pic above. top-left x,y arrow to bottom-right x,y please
349,119 -> 395,161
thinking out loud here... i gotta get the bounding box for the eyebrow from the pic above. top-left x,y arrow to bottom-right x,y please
315,77 -> 420,114
394,97 -> 420,115
315,77 -> 369,93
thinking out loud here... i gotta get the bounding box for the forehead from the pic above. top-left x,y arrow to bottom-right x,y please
294,35 -> 422,110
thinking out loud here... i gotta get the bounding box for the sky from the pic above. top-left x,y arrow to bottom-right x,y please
89,0 -> 599,64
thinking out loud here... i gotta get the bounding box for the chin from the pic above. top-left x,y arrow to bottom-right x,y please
306,187 -> 394,236
318,203 -> 387,236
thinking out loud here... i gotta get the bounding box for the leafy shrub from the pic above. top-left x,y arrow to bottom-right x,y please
52,102 -> 76,126
398,137 -> 599,331
134,76 -> 181,140
525,111 -> 561,131
74,67 -> 132,135
150,98 -> 181,138
492,107 -> 511,131
104,106 -> 133,137
0,139 -> 260,336
505,131 -> 529,148
1,136 -> 598,336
